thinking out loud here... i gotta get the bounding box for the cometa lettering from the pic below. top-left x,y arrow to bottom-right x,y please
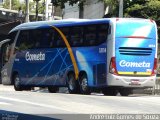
25,52 -> 45,61
119,60 -> 150,68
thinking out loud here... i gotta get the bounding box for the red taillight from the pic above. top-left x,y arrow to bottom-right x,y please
150,19 -> 154,23
151,58 -> 157,76
109,57 -> 118,75
120,36 -> 151,39
116,18 -> 119,21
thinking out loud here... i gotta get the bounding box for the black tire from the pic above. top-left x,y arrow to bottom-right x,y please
119,89 -> 133,96
23,86 -> 32,91
48,86 -> 59,93
67,73 -> 78,94
79,74 -> 91,95
13,74 -> 22,91
102,88 -> 118,96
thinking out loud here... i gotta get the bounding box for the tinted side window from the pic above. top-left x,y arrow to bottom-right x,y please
54,27 -> 69,48
29,28 -> 55,48
16,30 -> 33,51
31,29 -> 41,48
8,31 -> 17,42
16,29 -> 55,49
97,24 -> 108,44
70,27 -> 83,47
84,25 -> 97,46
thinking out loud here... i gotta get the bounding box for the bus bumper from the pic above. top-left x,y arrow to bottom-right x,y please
107,74 -> 156,88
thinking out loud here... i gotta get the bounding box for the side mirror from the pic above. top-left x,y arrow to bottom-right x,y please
0,39 -> 11,48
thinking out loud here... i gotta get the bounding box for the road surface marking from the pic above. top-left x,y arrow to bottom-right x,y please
0,96 -> 79,113
0,102 -> 12,105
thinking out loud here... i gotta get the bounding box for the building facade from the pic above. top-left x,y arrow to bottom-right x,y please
63,0 -> 105,19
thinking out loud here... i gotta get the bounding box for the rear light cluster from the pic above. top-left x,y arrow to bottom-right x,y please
151,58 -> 157,76
109,57 -> 118,75
109,57 -> 157,76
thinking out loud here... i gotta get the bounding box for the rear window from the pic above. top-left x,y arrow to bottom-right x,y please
116,20 -> 156,39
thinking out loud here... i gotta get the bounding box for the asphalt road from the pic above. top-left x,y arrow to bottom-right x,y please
0,85 -> 160,120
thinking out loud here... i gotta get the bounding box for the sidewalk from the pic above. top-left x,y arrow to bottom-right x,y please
0,84 -> 14,91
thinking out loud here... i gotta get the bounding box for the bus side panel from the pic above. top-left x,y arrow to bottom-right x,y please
12,48 -> 73,87
12,44 -> 107,87
74,43 -> 107,87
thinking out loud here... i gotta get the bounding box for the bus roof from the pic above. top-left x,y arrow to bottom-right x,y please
9,18 -> 110,33
9,18 -> 155,33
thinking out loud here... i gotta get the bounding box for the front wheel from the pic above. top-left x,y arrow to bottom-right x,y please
13,74 -> 22,91
79,74 -> 91,95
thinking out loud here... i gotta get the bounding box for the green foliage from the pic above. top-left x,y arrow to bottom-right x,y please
38,2 -> 45,14
3,0 -> 20,10
3,0 -> 10,9
101,0 -> 119,17
3,0 -> 44,14
3,0 -> 24,13
12,0 -> 20,10
102,0 -> 160,24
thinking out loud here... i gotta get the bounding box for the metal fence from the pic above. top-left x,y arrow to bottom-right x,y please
143,77 -> 160,95
152,77 -> 160,95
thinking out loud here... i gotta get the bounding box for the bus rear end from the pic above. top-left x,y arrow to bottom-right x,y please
108,19 -> 157,89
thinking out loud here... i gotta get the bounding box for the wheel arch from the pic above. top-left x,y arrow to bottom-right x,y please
64,70 -> 75,85
78,71 -> 87,80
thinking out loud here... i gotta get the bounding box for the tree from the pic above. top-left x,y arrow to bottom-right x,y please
124,0 -> 160,39
102,0 -> 160,18
12,0 -> 20,10
101,0 -> 119,17
3,0 -> 20,10
102,0 -> 160,38
33,0 -> 40,21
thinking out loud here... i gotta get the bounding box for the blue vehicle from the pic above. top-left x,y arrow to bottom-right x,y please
1,18 -> 158,96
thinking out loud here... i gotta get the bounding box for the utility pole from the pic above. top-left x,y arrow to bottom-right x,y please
118,0 -> 123,17
25,0 -> 29,22
35,0 -> 39,21
51,2 -> 54,20
9,0 -> 11,9
45,0 -> 49,21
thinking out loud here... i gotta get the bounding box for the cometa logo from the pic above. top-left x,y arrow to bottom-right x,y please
119,60 -> 150,68
25,52 -> 45,61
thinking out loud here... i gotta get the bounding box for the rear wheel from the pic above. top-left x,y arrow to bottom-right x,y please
13,74 -> 22,91
102,88 -> 118,96
79,74 -> 91,95
119,89 -> 133,96
48,86 -> 59,93
67,73 -> 78,94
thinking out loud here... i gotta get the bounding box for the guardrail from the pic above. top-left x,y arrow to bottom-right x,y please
152,77 -> 160,94
142,76 -> 160,95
